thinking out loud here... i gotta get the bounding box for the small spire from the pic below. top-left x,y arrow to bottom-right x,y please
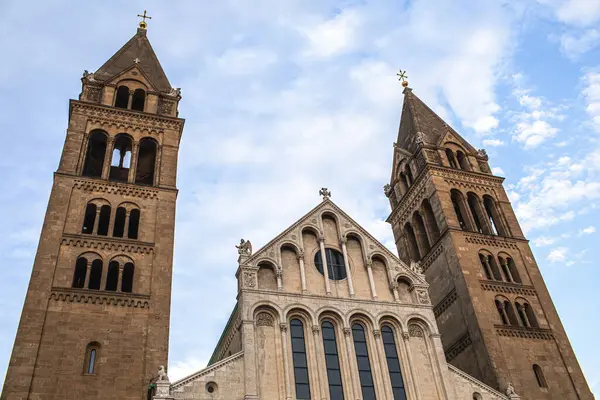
137,10 -> 152,29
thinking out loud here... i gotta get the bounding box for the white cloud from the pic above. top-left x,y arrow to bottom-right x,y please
208,47 -> 279,75
483,138 -> 505,147
169,357 -> 209,381
583,71 -> 600,132
514,120 -> 559,148
560,29 -> 600,58
492,166 -> 505,175
302,9 -> 362,58
533,236 -> 557,247
547,246 -> 569,262
555,0 -> 600,26
580,226 -> 596,235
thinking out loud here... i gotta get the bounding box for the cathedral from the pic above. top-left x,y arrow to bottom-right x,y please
1,16 -> 594,400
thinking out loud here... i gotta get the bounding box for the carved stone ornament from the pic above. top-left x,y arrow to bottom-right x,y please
410,260 -> 424,275
343,327 -> 352,337
236,239 -> 253,256
402,332 -> 410,341
312,325 -> 320,335
373,329 -> 381,338
390,282 -> 399,291
384,184 -> 393,197
280,323 -> 288,332
477,148 -> 488,158
85,86 -> 102,102
154,380 -> 171,398
417,289 -> 430,304
415,131 -> 426,145
408,324 -> 424,337
243,271 -> 256,288
158,98 -> 174,115
157,365 -> 169,382
276,269 -> 283,278
256,312 -> 274,327
319,187 -> 331,199
82,70 -> 95,81
168,87 -> 182,97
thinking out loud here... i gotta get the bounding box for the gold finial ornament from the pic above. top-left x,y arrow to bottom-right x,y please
137,10 -> 152,29
397,69 -> 409,87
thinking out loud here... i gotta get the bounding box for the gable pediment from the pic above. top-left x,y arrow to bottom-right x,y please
105,65 -> 159,92
437,129 -> 479,155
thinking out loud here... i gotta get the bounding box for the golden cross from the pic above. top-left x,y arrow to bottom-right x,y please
397,69 -> 409,87
137,10 -> 152,29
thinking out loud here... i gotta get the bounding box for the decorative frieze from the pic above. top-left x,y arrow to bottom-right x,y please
408,324 -> 424,337
434,288 -> 457,318
495,325 -> 554,340
480,281 -> 536,296
61,236 -> 154,254
74,179 -> 159,199
464,234 -> 519,250
72,101 -> 182,131
421,243 -> 443,272
50,287 -> 150,308
445,332 -> 472,361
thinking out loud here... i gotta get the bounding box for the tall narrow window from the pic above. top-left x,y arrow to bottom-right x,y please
413,211 -> 430,255
290,319 -> 311,400
131,89 -> 146,111
422,199 -> 440,243
121,263 -> 134,293
450,190 -> 468,230
352,323 -> 376,400
403,223 -> 421,262
109,135 -> 133,182
115,86 -> 130,109
507,257 -> 521,284
135,138 -> 157,185
82,131 -> 108,178
105,261 -> 119,291
504,300 -> 518,326
322,321 -> 344,400
82,203 -> 97,234
128,209 -> 140,239
533,364 -> 548,388
483,195 -> 508,237
113,207 -> 126,238
72,257 -> 87,288
456,151 -> 471,171
84,342 -> 100,375
97,205 -> 111,236
381,326 -> 407,400
88,259 -> 103,290
495,300 -> 508,324
524,303 -> 539,328
467,193 -> 484,233
404,165 -> 413,186
446,149 -> 458,169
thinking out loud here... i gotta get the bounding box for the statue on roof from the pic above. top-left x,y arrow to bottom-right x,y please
236,239 -> 253,256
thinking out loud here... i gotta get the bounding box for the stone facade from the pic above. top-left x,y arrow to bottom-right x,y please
1,27 -> 184,400
386,87 -> 593,399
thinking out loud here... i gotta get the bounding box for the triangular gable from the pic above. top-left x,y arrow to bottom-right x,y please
243,199 -> 427,285
389,145 -> 414,183
103,64 -> 160,92
94,29 -> 172,92
436,127 -> 479,155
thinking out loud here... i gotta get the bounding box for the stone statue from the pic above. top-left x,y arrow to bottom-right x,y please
157,365 -> 169,382
82,70 -> 95,81
478,148 -> 488,158
415,131 -> 426,145
410,260 -> 423,274
383,184 -> 392,197
236,239 -> 253,255
169,87 -> 182,97
506,382 -> 516,396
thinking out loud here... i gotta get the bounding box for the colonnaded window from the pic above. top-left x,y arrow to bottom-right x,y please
322,321 -> 344,400
381,326 -> 407,400
290,319 -> 311,399
352,323 -> 376,400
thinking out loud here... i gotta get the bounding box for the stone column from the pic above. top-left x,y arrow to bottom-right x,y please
83,260 -> 92,289
128,142 -> 139,183
498,303 -> 510,324
298,251 -> 307,293
92,207 -> 102,235
123,210 -> 131,239
482,256 -> 494,280
276,269 -> 283,291
117,264 -> 124,292
154,145 -> 162,186
242,320 -> 259,399
371,330 -> 387,400
311,325 -> 326,400
101,137 -> 115,180
280,323 -> 293,400
366,260 -> 378,300
343,327 -> 361,398
390,282 -> 400,302
340,238 -> 355,297
127,90 -> 134,109
500,258 -> 514,282
319,238 -> 331,295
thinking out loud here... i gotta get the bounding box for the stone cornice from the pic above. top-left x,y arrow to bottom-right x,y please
448,365 -> 509,399
172,351 -> 244,390
69,100 -> 184,135
445,332 -> 472,361
480,280 -> 536,296
433,287 -> 457,318
494,325 -> 554,340
61,234 -> 155,254
463,232 -> 526,249
50,287 -> 150,308
421,240 -> 444,272
72,177 -> 160,199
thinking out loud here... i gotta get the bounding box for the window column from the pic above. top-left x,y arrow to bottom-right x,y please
127,142 -> 139,183
340,238 -> 355,297
319,238 -> 331,295
116,264 -> 124,293
480,255 -> 494,280
344,327 -> 362,398
365,259 -> 378,300
280,323 -> 293,399
499,258 -> 515,282
92,206 -> 102,235
83,259 -> 93,289
101,137 -> 115,180
298,251 -> 307,293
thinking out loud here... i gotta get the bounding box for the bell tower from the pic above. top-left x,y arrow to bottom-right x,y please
385,82 -> 593,399
2,19 -> 184,400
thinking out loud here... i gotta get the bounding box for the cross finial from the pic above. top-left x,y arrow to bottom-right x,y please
133,58 -> 140,64
397,69 -> 409,88
137,10 -> 152,29
319,188 -> 331,200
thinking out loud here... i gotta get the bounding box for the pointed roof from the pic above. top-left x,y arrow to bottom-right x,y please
395,88 -> 477,154
94,28 -> 172,92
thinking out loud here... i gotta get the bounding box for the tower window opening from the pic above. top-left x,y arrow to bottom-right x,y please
131,89 -> 146,111
113,207 -> 126,238
121,262 -> 134,293
445,149 -> 458,169
105,261 -> 119,291
456,151 -> 471,171
84,342 -> 100,375
97,205 -> 111,236
403,222 -> 421,262
88,259 -> 103,290
516,302 -> 529,327
115,86 -> 130,109
533,364 -> 548,388
82,203 -> 97,234
128,209 -> 140,239
109,135 -> 133,182
524,303 -> 539,328
483,195 -> 508,237
135,138 -> 157,185
467,193 -> 485,233
82,131 -> 107,178
450,190 -> 469,231
72,257 -> 88,288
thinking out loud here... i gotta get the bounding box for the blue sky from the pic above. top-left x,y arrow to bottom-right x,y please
1,0 -> 599,395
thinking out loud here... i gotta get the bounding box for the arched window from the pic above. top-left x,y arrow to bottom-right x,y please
422,199 -> 440,243
128,209 -> 140,239
479,254 -> 493,280
105,261 -> 119,291
82,203 -> 97,234
109,135 -> 133,182
315,248 -> 347,280
121,262 -> 134,293
488,255 -> 502,281
381,325 -> 407,400
88,259 -> 103,290
82,131 -> 107,178
515,302 -> 529,327
97,205 -> 111,236
404,165 -> 414,186
113,207 -> 126,238
504,300 -> 518,326
507,257 -> 521,284
84,342 -> 100,375
524,303 -> 539,328
135,138 -> 157,185
450,190 -> 469,230
483,195 -> 508,237
413,211 -> 430,255
498,256 -> 513,282
467,193 -> 485,233
445,149 -> 458,169
473,393 -> 483,400
352,323 -> 376,400
404,223 -> 421,262
533,364 -> 548,388
290,319 -> 311,400
131,89 -> 146,111
72,257 -> 87,288
322,321 -> 344,400
456,151 -> 471,171
495,300 -> 508,324
115,86 -> 130,109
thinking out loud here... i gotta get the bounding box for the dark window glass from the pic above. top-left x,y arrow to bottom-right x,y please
82,131 -> 107,178
115,86 -> 129,109
72,257 -> 87,288
131,89 -> 145,111
105,261 -> 119,291
121,262 -> 134,293
533,364 -> 548,388
381,326 -> 407,400
88,349 -> 96,374
88,259 -> 103,290
352,324 -> 376,400
128,209 -> 140,239
314,249 -> 347,280
290,319 -> 311,399
135,138 -> 157,186
113,207 -> 126,238
97,205 -> 111,236
322,321 -> 344,400
82,203 -> 96,234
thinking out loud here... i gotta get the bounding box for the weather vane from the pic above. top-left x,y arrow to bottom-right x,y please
397,69 -> 409,87
137,10 -> 152,29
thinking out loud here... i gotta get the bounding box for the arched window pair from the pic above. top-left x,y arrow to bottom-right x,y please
495,297 -> 538,328
450,190 -> 508,236
403,199 -> 441,262
445,148 -> 471,171
289,319 -> 407,400
82,202 -> 140,240
478,253 -> 521,283
397,162 -> 415,197
72,255 -> 135,293
82,131 -> 158,186
115,85 -> 146,111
